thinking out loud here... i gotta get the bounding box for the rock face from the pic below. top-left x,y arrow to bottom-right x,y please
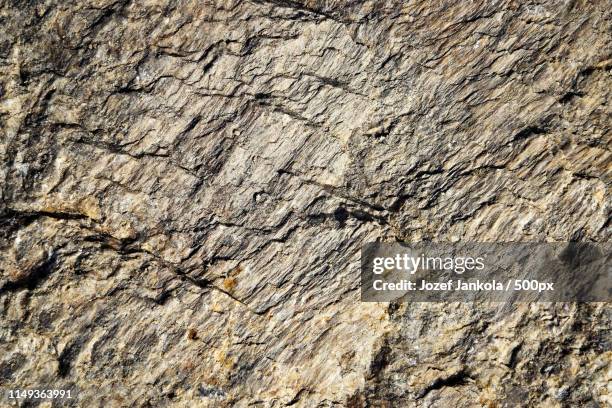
0,0 -> 610,406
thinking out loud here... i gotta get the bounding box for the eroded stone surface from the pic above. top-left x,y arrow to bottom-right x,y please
0,0 -> 610,406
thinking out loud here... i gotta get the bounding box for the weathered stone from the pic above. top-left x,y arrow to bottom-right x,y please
0,0 -> 610,406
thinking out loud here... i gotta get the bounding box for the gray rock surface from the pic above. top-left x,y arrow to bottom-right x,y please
0,0 -> 610,406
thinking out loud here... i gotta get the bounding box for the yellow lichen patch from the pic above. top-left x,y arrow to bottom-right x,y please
593,187 -> 605,205
214,348 -> 235,370
78,196 -> 102,221
223,277 -> 237,292
478,395 -> 499,408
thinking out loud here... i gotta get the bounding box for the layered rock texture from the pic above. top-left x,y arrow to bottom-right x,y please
1,0 -> 610,406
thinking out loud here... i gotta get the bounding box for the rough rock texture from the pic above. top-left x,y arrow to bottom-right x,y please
0,0 -> 610,406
